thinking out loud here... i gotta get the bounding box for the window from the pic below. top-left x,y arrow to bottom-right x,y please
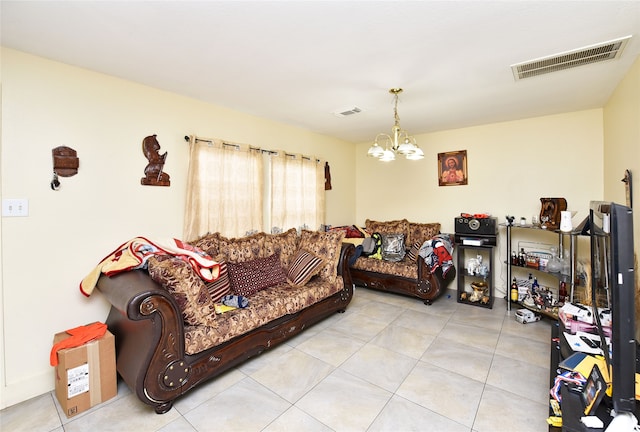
184,136 -> 325,239
270,152 -> 325,234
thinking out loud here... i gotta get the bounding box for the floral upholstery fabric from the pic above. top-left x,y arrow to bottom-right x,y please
183,276 -> 344,355
191,233 -> 220,258
365,219 -> 410,240
298,230 -> 345,283
351,256 -> 417,279
407,222 -> 441,246
147,255 -> 217,327
263,228 -> 299,268
216,232 -> 265,263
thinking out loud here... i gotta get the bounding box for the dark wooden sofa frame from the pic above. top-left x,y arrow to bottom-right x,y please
350,258 -> 456,305
97,243 -> 356,414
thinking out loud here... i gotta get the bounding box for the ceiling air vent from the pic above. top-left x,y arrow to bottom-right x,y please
333,106 -> 363,117
511,35 -> 631,81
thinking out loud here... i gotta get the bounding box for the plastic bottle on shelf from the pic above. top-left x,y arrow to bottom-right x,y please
532,277 -> 539,292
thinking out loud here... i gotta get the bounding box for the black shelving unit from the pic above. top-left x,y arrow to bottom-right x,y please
503,223 -> 576,315
456,243 -> 495,309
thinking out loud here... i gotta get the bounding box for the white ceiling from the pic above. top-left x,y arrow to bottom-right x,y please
2,1 -> 639,143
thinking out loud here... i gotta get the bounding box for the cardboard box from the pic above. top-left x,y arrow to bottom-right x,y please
53,328 -> 117,417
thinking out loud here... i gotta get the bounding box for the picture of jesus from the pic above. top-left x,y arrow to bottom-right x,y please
441,157 -> 464,183
438,150 -> 468,186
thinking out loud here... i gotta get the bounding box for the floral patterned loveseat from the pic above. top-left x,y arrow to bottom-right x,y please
96,228 -> 355,414
348,219 -> 456,305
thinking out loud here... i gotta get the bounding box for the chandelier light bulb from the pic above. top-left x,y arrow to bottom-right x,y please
379,149 -> 396,162
367,143 -> 384,158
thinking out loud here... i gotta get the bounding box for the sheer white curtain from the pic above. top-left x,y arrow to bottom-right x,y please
183,137 -> 263,240
270,152 -> 325,232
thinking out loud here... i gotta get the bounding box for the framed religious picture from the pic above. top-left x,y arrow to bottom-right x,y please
438,150 -> 468,186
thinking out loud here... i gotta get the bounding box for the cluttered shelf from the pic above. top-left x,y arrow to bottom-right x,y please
548,302 -> 640,431
503,222 -> 580,321
505,261 -> 565,277
512,299 -> 558,320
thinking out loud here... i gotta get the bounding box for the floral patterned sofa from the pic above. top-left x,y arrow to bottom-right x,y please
347,219 -> 456,305
96,228 -> 355,414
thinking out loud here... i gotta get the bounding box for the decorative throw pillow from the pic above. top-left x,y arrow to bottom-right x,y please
191,232 -> 220,258
406,241 -> 422,262
263,228 -> 299,268
286,249 -> 325,286
205,259 -> 231,303
381,233 -> 406,262
227,253 -> 287,297
365,219 -> 409,239
298,229 -> 345,283
147,255 -> 216,327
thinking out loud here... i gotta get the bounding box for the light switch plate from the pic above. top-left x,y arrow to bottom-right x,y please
2,199 -> 29,217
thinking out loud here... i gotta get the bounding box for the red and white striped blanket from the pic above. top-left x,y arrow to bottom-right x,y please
80,236 -> 219,296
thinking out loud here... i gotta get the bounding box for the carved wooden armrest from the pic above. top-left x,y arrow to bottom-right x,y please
97,270 -> 186,413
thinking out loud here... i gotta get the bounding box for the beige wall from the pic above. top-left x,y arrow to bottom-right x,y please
603,55 -> 640,340
355,109 -> 605,297
604,55 -> 639,257
0,48 -> 355,409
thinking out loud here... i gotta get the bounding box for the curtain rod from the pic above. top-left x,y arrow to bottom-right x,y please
185,135 -> 320,162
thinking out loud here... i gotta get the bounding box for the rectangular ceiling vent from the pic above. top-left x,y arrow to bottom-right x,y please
333,107 -> 363,117
511,35 -> 632,81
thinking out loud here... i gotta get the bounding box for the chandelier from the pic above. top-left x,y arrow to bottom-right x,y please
367,88 -> 424,162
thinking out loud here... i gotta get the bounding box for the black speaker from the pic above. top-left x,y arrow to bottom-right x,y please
454,217 -> 498,236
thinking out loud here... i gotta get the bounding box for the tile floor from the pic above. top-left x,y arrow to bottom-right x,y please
0,287 -> 553,432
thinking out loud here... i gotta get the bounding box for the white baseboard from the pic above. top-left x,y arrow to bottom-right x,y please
0,370 -> 54,410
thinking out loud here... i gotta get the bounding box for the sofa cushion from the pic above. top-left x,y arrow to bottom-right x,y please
365,219 -> 409,240
263,228 -> 299,268
227,253 -> 287,297
183,276 -> 344,355
147,255 -> 217,327
217,232 -> 265,263
205,260 -> 231,303
298,229 -> 345,283
190,232 -> 220,257
381,233 -> 406,262
286,249 -> 325,286
407,222 -> 441,246
351,256 -> 417,279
